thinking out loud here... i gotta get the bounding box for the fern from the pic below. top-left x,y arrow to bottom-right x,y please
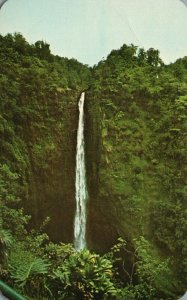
0,228 -> 13,250
10,257 -> 50,287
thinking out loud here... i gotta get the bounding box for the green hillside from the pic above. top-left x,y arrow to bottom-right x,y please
0,34 -> 186,299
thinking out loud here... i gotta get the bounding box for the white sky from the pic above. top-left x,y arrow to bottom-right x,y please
0,0 -> 187,65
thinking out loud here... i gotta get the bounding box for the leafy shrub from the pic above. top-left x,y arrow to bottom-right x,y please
49,248 -> 117,300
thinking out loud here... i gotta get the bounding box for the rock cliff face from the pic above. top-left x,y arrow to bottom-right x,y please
25,92 -> 79,243
85,92 -> 118,252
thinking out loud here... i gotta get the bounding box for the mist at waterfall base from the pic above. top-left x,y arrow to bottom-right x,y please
74,92 -> 88,250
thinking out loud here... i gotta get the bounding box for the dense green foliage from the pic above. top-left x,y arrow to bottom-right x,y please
0,34 -> 186,299
87,44 -> 187,296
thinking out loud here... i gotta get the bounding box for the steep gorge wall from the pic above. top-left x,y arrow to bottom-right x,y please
1,87 -> 79,243
85,90 -> 154,252
85,91 -> 120,252
25,91 -> 79,243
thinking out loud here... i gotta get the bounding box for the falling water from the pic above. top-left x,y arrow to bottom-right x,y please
74,92 -> 88,250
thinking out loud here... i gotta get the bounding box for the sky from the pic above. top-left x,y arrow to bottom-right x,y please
0,0 -> 187,66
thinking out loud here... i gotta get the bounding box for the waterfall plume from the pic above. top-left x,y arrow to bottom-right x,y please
74,92 -> 88,250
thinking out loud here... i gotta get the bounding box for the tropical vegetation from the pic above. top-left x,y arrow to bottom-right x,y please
0,33 -> 186,299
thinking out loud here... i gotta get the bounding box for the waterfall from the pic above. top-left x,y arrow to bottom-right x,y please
74,92 -> 88,250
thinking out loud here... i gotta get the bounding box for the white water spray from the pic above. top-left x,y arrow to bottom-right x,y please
74,92 -> 88,250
